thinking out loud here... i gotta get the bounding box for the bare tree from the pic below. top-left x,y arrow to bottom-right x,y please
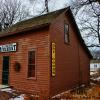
70,0 -> 97,15
39,0 -> 50,14
94,0 -> 100,3
45,0 -> 49,12
28,0 -> 50,15
0,0 -> 30,31
70,0 -> 100,51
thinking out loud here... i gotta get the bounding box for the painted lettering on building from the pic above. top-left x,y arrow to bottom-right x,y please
0,43 -> 17,52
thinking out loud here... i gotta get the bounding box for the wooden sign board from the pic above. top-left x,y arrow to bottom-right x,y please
52,42 -> 56,76
0,43 -> 17,52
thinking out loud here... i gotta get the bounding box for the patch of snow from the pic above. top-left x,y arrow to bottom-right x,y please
1,88 -> 12,91
0,85 -> 25,100
0,85 -> 9,89
1,88 -> 16,94
90,71 -> 98,75
91,77 -> 100,81
96,77 -> 100,81
10,94 -> 24,100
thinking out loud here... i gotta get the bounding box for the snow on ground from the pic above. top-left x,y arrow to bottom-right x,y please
0,85 -> 24,100
10,95 -> 24,100
0,85 -> 9,89
94,76 -> 100,81
90,71 -> 98,75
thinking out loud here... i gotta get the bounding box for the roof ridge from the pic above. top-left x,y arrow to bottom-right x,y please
14,7 -> 68,26
0,7 -> 68,35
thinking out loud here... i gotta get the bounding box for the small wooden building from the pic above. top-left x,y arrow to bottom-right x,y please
0,7 -> 92,97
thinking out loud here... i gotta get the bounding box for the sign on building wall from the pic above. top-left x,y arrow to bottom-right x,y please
0,43 -> 17,52
52,42 -> 56,76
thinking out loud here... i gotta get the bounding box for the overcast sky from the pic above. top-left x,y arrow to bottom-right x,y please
48,0 -> 71,9
22,0 -> 72,15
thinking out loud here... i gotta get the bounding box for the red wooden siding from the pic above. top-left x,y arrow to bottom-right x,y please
49,11 -> 90,96
0,28 -> 50,96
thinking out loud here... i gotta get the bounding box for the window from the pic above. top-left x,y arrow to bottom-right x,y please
64,24 -> 69,43
28,50 -> 36,78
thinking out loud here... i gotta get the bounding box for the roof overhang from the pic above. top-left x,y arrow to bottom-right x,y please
0,23 -> 50,38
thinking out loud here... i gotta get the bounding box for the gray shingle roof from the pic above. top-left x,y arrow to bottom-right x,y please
0,8 -> 67,35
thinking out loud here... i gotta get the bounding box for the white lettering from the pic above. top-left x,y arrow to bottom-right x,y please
0,43 -> 17,52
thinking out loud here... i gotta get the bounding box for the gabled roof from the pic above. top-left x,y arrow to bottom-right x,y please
0,7 -> 67,37
0,7 -> 92,59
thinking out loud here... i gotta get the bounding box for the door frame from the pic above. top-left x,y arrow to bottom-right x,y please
2,56 -> 10,85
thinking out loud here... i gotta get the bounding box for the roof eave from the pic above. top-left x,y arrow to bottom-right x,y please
0,23 -> 50,38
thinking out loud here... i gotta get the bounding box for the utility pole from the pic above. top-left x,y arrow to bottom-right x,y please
45,0 -> 49,13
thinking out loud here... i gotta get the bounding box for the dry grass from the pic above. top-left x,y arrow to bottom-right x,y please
51,85 -> 100,100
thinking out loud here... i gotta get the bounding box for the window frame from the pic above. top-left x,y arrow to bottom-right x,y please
64,23 -> 69,44
27,49 -> 36,79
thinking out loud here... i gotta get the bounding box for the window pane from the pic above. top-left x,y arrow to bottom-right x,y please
28,51 -> 35,64
64,24 -> 69,43
65,33 -> 68,43
28,65 -> 35,77
65,24 -> 68,33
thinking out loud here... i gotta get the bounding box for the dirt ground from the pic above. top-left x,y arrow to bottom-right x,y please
51,70 -> 100,100
52,84 -> 100,100
0,83 -> 99,100
0,70 -> 100,100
